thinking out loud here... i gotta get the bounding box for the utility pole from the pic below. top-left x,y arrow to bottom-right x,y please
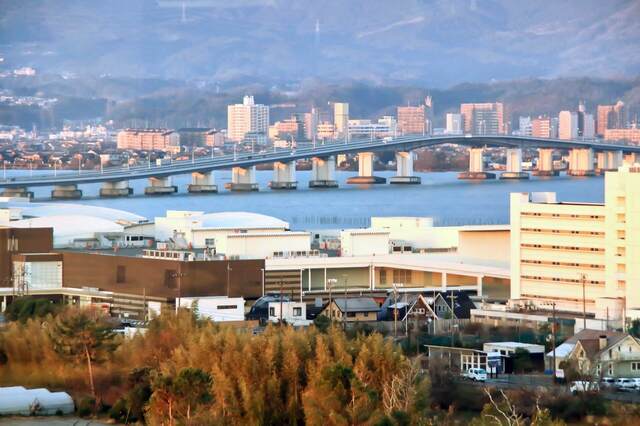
580,273 -> 587,330
226,263 -> 232,297
280,280 -> 284,324
343,274 -> 348,332
327,278 -> 336,322
449,292 -> 457,347
552,301 -> 557,384
393,284 -> 398,339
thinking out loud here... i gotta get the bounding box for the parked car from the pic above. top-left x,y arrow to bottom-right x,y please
631,378 -> 640,390
462,368 -> 487,382
570,381 -> 599,394
600,377 -> 616,389
615,378 -> 636,391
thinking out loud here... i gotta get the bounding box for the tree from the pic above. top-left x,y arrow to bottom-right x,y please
48,308 -> 118,403
148,367 -> 212,425
313,314 -> 331,333
5,297 -> 58,322
512,348 -> 533,374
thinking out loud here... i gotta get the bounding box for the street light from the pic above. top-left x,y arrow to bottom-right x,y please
579,273 -> 587,330
327,278 -> 337,321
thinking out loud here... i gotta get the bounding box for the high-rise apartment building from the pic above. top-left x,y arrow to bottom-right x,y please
333,102 -> 349,139
460,102 -> 505,135
397,105 -> 427,135
604,128 -> 640,144
518,116 -> 532,136
510,166 -> 640,321
227,95 -> 269,142
445,113 -> 463,135
531,116 -> 551,138
302,108 -> 318,140
597,101 -> 626,136
116,129 -> 180,153
558,111 -> 578,140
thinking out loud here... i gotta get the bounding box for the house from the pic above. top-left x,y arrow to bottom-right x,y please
246,293 -> 290,321
483,342 -> 546,374
548,329 -> 640,379
267,301 -> 312,326
378,291 -> 475,322
321,297 -> 380,322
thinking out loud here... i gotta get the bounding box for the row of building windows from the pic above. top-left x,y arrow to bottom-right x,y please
521,212 -> 604,220
521,259 -> 604,269
521,243 -> 604,253
521,228 -> 604,237
521,275 -> 604,285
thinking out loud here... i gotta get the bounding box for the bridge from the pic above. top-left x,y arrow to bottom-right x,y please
2,134 -> 639,199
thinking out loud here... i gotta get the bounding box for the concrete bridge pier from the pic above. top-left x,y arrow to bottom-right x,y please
188,172 -> 217,193
568,148 -> 595,176
270,161 -> 297,190
226,166 -> 259,191
100,180 -> 132,197
347,152 -> 386,184
459,147 -> 495,179
608,151 -> 623,170
51,184 -> 82,199
533,148 -> 558,176
596,151 -> 622,174
390,151 -> 420,184
500,148 -> 529,179
1,187 -> 33,198
145,176 -> 177,195
623,153 -> 638,166
309,156 -> 338,188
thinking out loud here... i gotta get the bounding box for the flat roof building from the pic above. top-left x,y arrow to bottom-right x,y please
510,166 -> 640,322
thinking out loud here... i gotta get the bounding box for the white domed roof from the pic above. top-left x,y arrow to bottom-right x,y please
200,211 -> 288,229
18,203 -> 146,224
10,215 -> 124,245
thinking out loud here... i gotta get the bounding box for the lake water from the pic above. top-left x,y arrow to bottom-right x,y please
6,170 -> 604,229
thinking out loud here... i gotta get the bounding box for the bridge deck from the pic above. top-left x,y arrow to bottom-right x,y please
1,135 -> 637,188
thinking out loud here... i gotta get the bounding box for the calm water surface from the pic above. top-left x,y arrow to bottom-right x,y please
8,170 -> 604,229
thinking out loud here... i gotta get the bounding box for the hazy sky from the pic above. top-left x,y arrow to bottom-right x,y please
1,0 -> 639,86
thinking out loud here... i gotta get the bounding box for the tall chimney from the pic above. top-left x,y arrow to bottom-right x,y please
599,335 -> 608,351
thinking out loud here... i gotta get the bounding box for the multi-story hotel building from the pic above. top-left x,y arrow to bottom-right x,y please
333,102 -> 349,139
116,129 -> 180,153
531,116 -> 551,138
604,128 -> 640,144
460,102 -> 505,135
397,105 -> 427,135
227,95 -> 269,142
558,111 -> 578,140
510,166 -> 640,321
597,101 -> 626,136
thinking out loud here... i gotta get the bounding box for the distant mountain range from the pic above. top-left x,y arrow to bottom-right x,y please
0,0 -> 639,87
1,74 -> 639,130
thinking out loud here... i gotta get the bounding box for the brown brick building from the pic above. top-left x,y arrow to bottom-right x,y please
0,227 -> 54,286
61,252 -> 264,300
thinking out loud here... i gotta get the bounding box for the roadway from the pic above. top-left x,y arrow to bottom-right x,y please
1,134 -> 639,189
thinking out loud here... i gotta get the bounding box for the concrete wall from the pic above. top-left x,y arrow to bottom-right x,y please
458,230 -> 510,262
341,231 -> 389,256
226,232 -> 311,259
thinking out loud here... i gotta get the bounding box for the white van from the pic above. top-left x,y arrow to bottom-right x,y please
463,368 -> 487,382
615,378 -> 635,391
569,381 -> 599,394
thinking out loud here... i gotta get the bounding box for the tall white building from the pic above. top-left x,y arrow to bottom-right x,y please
583,113 -> 596,139
445,113 -> 462,135
558,111 -> 578,140
510,166 -> 640,322
518,116 -> 532,136
334,102 -> 349,139
227,95 -> 269,142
